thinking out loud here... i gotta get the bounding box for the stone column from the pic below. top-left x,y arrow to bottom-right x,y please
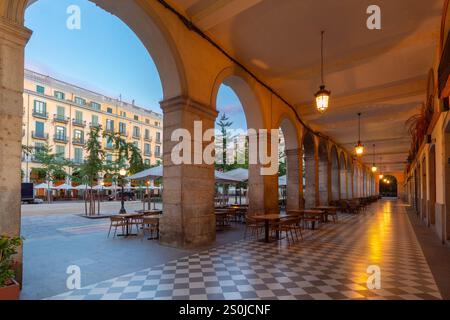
247,130 -> 279,215
159,96 -> 218,248
285,148 -> 301,211
0,18 -> 31,284
318,152 -> 328,205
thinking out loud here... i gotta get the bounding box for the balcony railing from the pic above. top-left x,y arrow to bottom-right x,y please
71,158 -> 85,165
32,111 -> 48,119
32,131 -> 49,140
144,151 -> 152,157
72,138 -> 85,146
132,133 -> 141,139
53,114 -> 70,124
89,122 -> 100,128
144,136 -> 152,142
105,128 -> 114,134
120,131 -> 128,137
72,119 -> 87,128
54,134 -> 69,143
155,139 -> 162,144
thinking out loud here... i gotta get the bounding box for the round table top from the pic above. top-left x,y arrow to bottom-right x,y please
313,206 -> 339,210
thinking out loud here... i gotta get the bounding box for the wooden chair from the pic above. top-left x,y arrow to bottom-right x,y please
108,216 -> 126,238
128,215 -> 144,234
142,216 -> 159,239
244,216 -> 264,240
270,217 -> 298,244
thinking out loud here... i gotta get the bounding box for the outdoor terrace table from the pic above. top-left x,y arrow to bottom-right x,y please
118,213 -> 144,237
312,206 -> 338,222
252,214 -> 288,243
136,209 -> 163,216
300,210 -> 324,230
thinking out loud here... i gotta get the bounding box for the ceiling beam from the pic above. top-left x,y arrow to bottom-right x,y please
189,0 -> 263,30
298,76 -> 427,119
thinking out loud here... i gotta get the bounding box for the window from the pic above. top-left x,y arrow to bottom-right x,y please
75,110 -> 83,121
106,119 -> 114,131
107,107 -> 113,114
54,91 -> 65,100
74,148 -> 83,164
156,132 -> 161,143
155,145 -> 161,157
145,129 -> 150,140
56,106 -> 65,119
105,153 -> 113,162
74,97 -> 86,105
155,121 -> 160,127
144,143 -> 151,155
133,126 -> 140,138
145,119 -> 150,124
91,114 -> 99,126
144,159 -> 150,166
55,145 -> 65,160
90,102 -> 101,110
120,111 -> 127,118
36,85 -> 45,94
106,137 -> 113,149
73,129 -> 84,143
34,142 -> 45,155
133,141 -> 139,149
35,121 -> 45,136
33,100 -> 46,115
134,115 -> 139,121
119,122 -> 127,134
55,126 -> 66,140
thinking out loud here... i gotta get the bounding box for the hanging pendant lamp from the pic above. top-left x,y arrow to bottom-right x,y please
355,113 -> 364,155
315,31 -> 331,113
371,144 -> 377,172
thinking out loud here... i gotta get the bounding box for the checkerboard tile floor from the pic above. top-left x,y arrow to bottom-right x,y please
49,201 -> 442,300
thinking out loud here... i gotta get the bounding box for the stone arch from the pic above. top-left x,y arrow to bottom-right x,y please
330,145 -> 340,201
211,69 -> 271,214
302,131 -> 317,209
25,0 -> 187,100
339,152 -> 347,199
277,116 -> 301,211
318,138 -> 329,205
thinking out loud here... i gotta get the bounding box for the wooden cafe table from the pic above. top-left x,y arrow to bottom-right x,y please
313,206 -> 338,222
252,214 -> 288,243
288,210 -> 324,230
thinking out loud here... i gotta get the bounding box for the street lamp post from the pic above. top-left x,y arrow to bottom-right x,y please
119,168 -> 127,214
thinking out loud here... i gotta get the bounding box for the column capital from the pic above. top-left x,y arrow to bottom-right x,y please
160,95 -> 218,121
0,17 -> 32,46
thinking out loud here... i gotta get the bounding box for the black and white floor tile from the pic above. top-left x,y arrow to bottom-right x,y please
48,201 -> 442,300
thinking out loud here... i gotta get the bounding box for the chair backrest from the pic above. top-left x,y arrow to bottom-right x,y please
110,216 -> 124,222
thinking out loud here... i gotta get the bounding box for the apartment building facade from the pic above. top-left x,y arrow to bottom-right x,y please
22,69 -> 163,182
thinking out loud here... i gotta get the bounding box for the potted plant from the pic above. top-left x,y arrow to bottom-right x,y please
0,235 -> 22,300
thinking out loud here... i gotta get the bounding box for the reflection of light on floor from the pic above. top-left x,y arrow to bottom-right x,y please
353,201 -> 392,284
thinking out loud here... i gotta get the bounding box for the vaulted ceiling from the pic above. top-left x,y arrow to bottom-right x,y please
172,0 -> 443,173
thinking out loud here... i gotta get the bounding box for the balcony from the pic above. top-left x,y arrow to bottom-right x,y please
53,114 -> 70,124
155,139 -> 162,144
72,118 -> 87,128
132,133 -> 141,140
72,138 -> 85,146
89,122 -> 100,128
71,158 -> 85,165
144,150 -> 152,157
144,136 -> 152,142
105,128 -> 115,134
32,111 -> 48,119
120,131 -> 128,138
54,134 -> 69,144
32,131 -> 49,140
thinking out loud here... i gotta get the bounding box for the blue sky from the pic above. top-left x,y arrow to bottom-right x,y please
25,0 -> 247,129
